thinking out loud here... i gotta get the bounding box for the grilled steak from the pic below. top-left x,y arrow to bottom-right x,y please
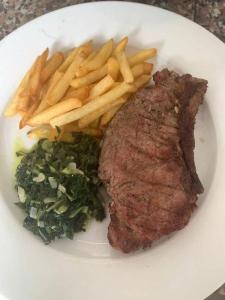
99,69 -> 207,253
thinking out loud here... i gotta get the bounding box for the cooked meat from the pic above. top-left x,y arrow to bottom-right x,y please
99,69 -> 207,253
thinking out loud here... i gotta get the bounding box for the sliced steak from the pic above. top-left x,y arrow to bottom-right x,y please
99,69 -> 207,253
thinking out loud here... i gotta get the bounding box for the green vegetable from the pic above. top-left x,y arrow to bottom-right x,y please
15,133 -> 105,244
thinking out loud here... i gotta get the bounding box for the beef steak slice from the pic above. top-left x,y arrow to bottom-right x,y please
99,69 -> 207,253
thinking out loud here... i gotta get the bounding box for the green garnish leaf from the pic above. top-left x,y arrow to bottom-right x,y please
15,133 -> 105,244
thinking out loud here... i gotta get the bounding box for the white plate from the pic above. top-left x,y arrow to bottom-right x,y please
0,2 -> 225,300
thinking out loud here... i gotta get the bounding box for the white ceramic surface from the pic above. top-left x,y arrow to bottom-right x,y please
0,2 -> 225,300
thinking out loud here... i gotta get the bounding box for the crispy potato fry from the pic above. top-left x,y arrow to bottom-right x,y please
100,103 -> 123,127
115,50 -> 134,83
131,62 -> 153,78
10,49 -> 48,114
29,48 -> 49,97
78,96 -> 126,128
128,48 -> 157,67
58,40 -> 92,72
28,98 -> 82,126
4,67 -> 33,116
50,82 -> 133,127
70,64 -> 107,89
62,86 -> 90,101
107,57 -> 120,80
113,37 -> 128,53
143,62 -> 153,74
35,71 -> 64,114
86,75 -> 114,102
133,74 -> 151,91
4,38 -> 157,141
75,51 -> 96,77
47,51 -> 88,105
19,100 -> 41,129
58,48 -> 78,72
41,52 -> 64,83
84,39 -> 113,72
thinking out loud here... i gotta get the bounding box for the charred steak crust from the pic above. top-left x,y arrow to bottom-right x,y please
99,69 -> 207,253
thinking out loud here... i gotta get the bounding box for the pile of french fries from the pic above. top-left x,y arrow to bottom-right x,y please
4,37 -> 156,141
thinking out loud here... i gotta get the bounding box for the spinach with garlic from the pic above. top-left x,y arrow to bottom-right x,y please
15,133 -> 105,244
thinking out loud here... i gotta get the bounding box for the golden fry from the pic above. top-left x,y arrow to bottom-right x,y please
70,64 -> 107,89
4,67 -> 32,117
29,48 -> 49,97
87,75 -> 114,102
50,82 -> 133,127
131,62 -> 153,78
58,48 -> 78,72
113,37 -> 128,53
19,99 -> 41,129
128,48 -> 157,67
41,52 -> 64,83
107,57 -> 120,80
28,98 -> 82,126
17,50 -> 48,112
58,40 -> 92,72
62,86 -> 90,101
35,71 -> 64,114
133,74 -> 151,91
75,51 -> 96,77
100,103 -> 123,127
84,39 -> 113,72
78,96 -> 126,128
115,50 -> 134,83
47,51 -> 88,105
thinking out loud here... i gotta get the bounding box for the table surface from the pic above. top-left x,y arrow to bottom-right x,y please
0,1 -> 225,299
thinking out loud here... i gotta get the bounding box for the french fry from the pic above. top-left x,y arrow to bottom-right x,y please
4,66 -> 33,116
41,52 -> 64,83
47,50 -> 88,105
62,86 -> 90,101
143,62 -> 153,74
78,96 -> 126,128
115,50 -> 134,83
133,74 -> 151,91
10,49 -> 48,114
100,103 -> 123,127
107,57 -> 120,80
29,48 -> 49,97
75,51 -> 96,77
58,48 -> 78,72
84,39 -> 113,72
86,75 -> 114,102
128,48 -> 157,67
113,37 -> 128,53
131,62 -> 153,78
28,98 -> 82,126
58,40 -> 92,72
50,82 -> 133,127
35,71 -> 64,114
19,100 -> 41,129
70,64 -> 107,89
